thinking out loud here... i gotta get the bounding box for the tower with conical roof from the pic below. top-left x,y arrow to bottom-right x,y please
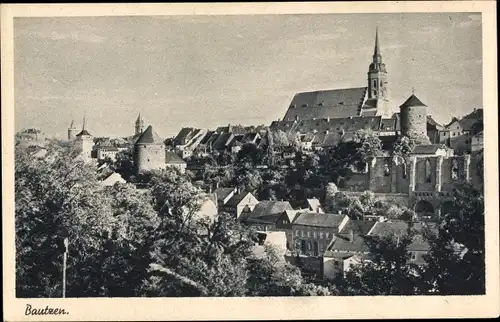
135,113 -> 145,136
75,115 -> 94,159
133,125 -> 165,173
68,119 -> 78,140
367,27 -> 390,117
399,93 -> 431,144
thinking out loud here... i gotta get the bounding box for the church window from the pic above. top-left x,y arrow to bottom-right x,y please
384,160 -> 390,176
425,159 -> 432,183
373,80 -> 377,88
451,159 -> 459,180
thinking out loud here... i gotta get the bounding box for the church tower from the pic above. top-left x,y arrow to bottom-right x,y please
75,115 -> 94,159
68,120 -> 77,140
135,113 -> 145,136
367,28 -> 390,117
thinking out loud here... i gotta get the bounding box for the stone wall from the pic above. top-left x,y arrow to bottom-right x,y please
134,144 -> 165,174
400,105 -> 430,144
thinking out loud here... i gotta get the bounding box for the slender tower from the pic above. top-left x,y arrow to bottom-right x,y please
67,120 -> 77,140
135,113 -> 145,136
75,114 -> 94,159
367,27 -> 390,117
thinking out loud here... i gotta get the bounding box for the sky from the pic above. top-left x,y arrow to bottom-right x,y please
14,13 -> 482,139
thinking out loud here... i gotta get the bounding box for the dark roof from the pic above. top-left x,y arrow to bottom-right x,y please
380,118 -> 398,131
76,129 -> 92,137
225,192 -> 256,207
427,115 -> 443,131
214,187 -> 236,203
295,116 -> 382,134
165,151 -> 186,164
283,87 -> 368,121
458,108 -> 483,131
135,125 -> 163,145
212,133 -> 233,150
199,131 -> 215,145
242,201 -> 293,221
174,127 -> 194,145
245,213 -> 283,224
411,144 -> 447,154
269,120 -> 298,133
338,220 -> 377,236
400,94 -> 427,108
292,212 -> 347,228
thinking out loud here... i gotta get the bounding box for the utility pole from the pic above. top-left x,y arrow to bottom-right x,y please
62,238 -> 69,298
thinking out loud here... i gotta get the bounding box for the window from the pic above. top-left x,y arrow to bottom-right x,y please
301,230 -> 305,237
411,252 -> 417,260
425,159 -> 432,183
307,241 -> 312,250
295,230 -> 299,237
451,159 -> 459,180
320,232 -> 324,239
313,231 -> 317,238
300,240 -> 306,253
384,160 -> 390,176
307,231 -> 311,238
325,232 -> 330,239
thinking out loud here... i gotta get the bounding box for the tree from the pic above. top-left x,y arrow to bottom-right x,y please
393,136 -> 416,156
324,183 -> 339,212
421,184 -> 485,294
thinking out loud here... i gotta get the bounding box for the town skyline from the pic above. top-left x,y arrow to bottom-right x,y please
14,13 -> 482,139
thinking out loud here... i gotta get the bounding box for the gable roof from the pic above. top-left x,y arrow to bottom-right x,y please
165,151 -> 186,164
225,192 -> 254,207
212,133 -> 233,150
411,144 -> 447,155
306,198 -> 323,212
338,220 -> 377,236
243,201 -> 293,221
135,125 -> 163,145
427,115 -> 444,131
293,212 -> 347,228
458,108 -> 483,131
283,87 -> 368,121
400,94 -> 427,108
214,187 -> 236,203
174,127 -> 194,145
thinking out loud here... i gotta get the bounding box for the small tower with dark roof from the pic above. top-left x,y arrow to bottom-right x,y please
75,115 -> 94,159
133,125 -> 165,174
399,93 -> 431,144
135,113 -> 145,136
68,119 -> 77,141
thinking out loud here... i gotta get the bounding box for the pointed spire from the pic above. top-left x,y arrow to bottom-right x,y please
136,113 -> 143,124
374,26 -> 381,57
82,113 -> 86,131
70,119 -> 74,128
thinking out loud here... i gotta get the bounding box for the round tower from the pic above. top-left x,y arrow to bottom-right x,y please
75,116 -> 94,159
68,120 -> 78,140
135,113 -> 145,136
133,125 -> 165,174
399,94 -> 431,144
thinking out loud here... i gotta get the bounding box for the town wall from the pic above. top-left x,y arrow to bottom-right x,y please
134,144 -> 165,173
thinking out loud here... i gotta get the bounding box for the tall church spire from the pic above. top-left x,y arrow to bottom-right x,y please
82,112 -> 87,131
367,27 -> 389,117
374,27 -> 380,57
135,113 -> 145,135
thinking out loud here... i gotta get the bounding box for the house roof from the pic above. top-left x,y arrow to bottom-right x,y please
400,94 -> 427,108
212,133 -> 233,150
458,108 -> 483,131
165,151 -> 186,164
411,144 -> 447,155
225,192 -> 253,207
269,120 -> 298,133
338,220 -> 377,236
245,213 -> 283,224
242,201 -> 293,221
306,198 -> 323,211
135,125 -> 163,145
283,87 -> 368,121
427,115 -> 444,131
294,116 -> 382,134
292,212 -> 347,228
199,131 -> 215,145
214,187 -> 236,203
174,127 -> 194,145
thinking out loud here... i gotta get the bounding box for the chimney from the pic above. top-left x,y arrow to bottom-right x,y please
349,230 -> 354,243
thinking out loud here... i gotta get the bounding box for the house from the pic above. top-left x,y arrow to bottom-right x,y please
291,212 -> 350,257
173,127 -> 207,158
306,198 -> 324,213
165,151 -> 187,174
241,200 -> 294,222
220,191 -> 259,219
193,193 -> 218,221
471,131 -> 483,152
250,231 -> 288,260
100,172 -> 126,187
443,109 -> 483,153
214,187 -> 237,208
322,221 -> 432,280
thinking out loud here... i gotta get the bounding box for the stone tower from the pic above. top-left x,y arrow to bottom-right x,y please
133,125 -> 165,174
368,28 -> 390,117
399,94 -> 431,144
75,116 -> 94,159
67,120 -> 77,140
135,113 -> 145,136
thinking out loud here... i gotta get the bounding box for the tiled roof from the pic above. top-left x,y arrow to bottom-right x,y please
269,120 -> 298,133
292,212 -> 347,228
225,192 -> 253,207
212,133 -> 233,150
214,187 -> 235,203
135,125 -> 163,145
174,127 -> 194,145
242,201 -> 293,221
400,94 -> 427,108
165,151 -> 186,164
427,115 -> 444,131
411,144 -> 447,155
283,87 -> 368,121
338,220 -> 377,236
295,116 -> 382,134
458,108 -> 483,131
245,213 -> 282,224
199,131 -> 215,145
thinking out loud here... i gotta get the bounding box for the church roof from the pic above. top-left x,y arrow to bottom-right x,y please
135,125 -> 163,145
76,129 -> 92,137
400,94 -> 427,108
283,87 -> 368,121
